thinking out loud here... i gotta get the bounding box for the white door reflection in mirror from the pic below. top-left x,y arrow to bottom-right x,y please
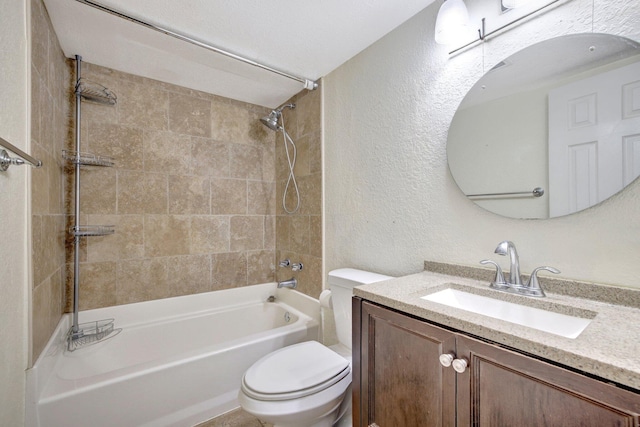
548,61 -> 640,217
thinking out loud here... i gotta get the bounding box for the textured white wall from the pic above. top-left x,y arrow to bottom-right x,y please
324,0 -> 640,288
0,0 -> 29,424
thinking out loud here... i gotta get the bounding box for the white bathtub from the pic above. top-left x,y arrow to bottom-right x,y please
27,283 -> 320,427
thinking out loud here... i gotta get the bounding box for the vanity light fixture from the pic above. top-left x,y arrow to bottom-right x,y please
434,0 -> 473,45
449,0 -> 564,54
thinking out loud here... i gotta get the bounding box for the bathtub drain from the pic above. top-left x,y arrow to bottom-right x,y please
284,312 -> 291,323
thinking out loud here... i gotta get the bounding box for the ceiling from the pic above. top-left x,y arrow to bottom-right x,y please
43,0 -> 436,108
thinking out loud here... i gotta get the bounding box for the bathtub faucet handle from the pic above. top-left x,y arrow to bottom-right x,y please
291,262 -> 303,272
279,259 -> 291,268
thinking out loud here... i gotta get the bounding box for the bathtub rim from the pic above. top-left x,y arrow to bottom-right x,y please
26,283 -> 321,427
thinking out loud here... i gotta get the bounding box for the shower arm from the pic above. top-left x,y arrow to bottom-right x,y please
74,0 -> 319,91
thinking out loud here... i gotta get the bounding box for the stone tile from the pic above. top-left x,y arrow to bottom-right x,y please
211,100 -> 250,143
32,215 -> 59,287
296,85 -> 321,138
195,408 -> 270,427
230,216 -> 264,251
275,215 -> 291,250
308,130 -> 322,175
298,173 -> 322,215
49,268 -> 64,328
295,253 -> 323,298
310,215 -> 322,258
30,0 -> 49,85
144,215 -> 191,257
78,261 -> 117,310
230,144 -> 264,180
32,277 -> 52,361
190,216 -> 230,254
31,142 -> 50,215
211,178 -> 247,215
166,254 -> 211,296
31,68 -> 43,150
168,175 -> 210,215
143,130 -> 191,173
262,137 -> 276,182
87,123 -> 144,171
169,92 -> 212,137
247,250 -> 276,285
47,151 -> 64,215
247,181 -> 276,215
117,170 -> 167,214
116,80 -> 169,131
191,137 -> 230,177
290,216 -> 310,254
86,214 -> 144,261
116,258 -> 169,304
79,167 -> 117,215
264,216 -> 275,250
291,133 -> 311,178
212,252 -> 247,289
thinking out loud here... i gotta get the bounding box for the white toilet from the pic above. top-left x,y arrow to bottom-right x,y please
238,268 -> 392,427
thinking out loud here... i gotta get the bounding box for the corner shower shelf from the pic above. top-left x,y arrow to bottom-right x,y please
67,318 -> 120,351
75,78 -> 117,105
62,150 -> 114,167
71,225 -> 115,237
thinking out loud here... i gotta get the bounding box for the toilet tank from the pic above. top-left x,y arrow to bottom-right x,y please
328,268 -> 393,349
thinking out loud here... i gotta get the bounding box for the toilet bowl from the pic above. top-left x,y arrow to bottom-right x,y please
238,268 -> 392,427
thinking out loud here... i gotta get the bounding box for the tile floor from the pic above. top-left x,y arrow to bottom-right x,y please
194,408 -> 273,427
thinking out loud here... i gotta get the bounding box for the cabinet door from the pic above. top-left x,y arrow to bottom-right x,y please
456,335 -> 640,427
357,301 -> 456,427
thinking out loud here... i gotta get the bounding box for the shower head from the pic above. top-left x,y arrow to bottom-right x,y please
260,103 -> 296,131
260,110 -> 281,131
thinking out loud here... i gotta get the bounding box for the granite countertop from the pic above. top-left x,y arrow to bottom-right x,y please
353,265 -> 640,391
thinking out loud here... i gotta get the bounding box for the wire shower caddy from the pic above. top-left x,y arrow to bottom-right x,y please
64,55 -> 120,351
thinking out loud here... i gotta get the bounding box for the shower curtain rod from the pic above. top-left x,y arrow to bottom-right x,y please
74,0 -> 319,91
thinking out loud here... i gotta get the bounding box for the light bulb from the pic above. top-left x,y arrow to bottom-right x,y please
434,0 -> 473,45
502,0 -> 533,9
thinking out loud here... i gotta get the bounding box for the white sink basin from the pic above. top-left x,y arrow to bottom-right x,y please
421,288 -> 593,339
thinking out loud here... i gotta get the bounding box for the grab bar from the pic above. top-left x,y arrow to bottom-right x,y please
0,136 -> 43,171
467,187 -> 544,198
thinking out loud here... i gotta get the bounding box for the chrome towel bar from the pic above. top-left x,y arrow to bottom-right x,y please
467,187 -> 544,198
0,136 -> 43,171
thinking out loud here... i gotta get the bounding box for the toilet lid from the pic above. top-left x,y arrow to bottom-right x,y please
242,341 -> 350,401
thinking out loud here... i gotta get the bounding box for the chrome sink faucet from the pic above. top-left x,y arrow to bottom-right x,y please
481,241 -> 560,297
494,240 -> 523,286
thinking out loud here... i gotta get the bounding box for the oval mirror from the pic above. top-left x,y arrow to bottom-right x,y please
447,33 -> 640,219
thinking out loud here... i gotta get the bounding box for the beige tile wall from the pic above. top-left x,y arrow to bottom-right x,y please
30,0 -> 323,362
31,0 -> 72,361
275,88 -> 323,298
69,62 -> 281,310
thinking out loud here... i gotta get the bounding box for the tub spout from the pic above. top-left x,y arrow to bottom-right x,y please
277,278 -> 297,289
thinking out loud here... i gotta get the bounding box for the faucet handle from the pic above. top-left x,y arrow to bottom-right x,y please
480,259 -> 507,288
525,266 -> 560,296
279,259 -> 291,268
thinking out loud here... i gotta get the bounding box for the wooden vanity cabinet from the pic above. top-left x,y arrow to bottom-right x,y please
353,298 -> 640,427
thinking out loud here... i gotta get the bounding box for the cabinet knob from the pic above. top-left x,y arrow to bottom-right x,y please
439,353 -> 455,367
452,357 -> 468,373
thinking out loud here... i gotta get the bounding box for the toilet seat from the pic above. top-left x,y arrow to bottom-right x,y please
241,341 -> 350,401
